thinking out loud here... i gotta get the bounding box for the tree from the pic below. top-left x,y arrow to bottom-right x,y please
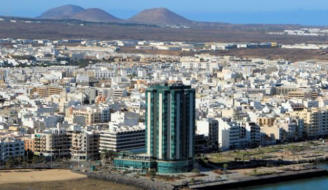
191,168 -> 200,174
147,169 -> 156,180
5,158 -> 16,169
26,150 -> 34,161
223,163 -> 228,171
253,169 -> 258,175
32,155 -> 41,164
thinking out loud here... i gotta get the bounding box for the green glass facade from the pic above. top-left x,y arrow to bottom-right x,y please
145,84 -> 195,162
114,83 -> 196,174
114,158 -> 155,173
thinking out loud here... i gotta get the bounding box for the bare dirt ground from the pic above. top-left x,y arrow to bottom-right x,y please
0,169 -> 140,190
0,179 -> 140,190
120,47 -> 328,62
0,169 -> 87,184
0,18 -> 327,44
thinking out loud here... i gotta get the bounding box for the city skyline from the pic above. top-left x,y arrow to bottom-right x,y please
1,21 -> 328,189
1,0 -> 328,189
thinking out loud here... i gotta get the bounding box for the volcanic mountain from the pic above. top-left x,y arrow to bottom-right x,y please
39,4 -> 85,20
71,8 -> 121,23
129,8 -> 192,25
39,5 -> 120,23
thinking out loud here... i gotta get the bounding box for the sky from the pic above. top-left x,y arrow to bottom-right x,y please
1,0 -> 328,25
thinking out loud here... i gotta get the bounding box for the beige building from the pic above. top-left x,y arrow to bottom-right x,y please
66,105 -> 110,126
34,128 -> 71,157
290,107 -> 328,137
30,86 -> 63,98
260,125 -> 280,144
261,117 -> 304,143
70,130 -> 100,161
257,117 -> 275,127
33,126 -> 100,160
288,90 -> 318,99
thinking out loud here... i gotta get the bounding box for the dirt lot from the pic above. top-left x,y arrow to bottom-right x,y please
0,169 -> 86,184
0,169 -> 140,190
0,178 -> 140,190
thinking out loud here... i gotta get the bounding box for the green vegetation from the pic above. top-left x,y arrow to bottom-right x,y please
249,169 -> 276,176
100,150 -> 116,161
191,168 -> 200,174
223,163 -> 228,171
0,152 -> 47,168
204,140 -> 327,165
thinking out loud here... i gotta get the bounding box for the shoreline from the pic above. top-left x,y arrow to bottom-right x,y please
188,168 -> 328,190
77,170 -> 174,190
0,167 -> 327,190
71,165 -> 328,190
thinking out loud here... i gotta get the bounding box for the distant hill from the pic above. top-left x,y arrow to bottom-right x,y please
39,5 -> 84,20
129,8 -> 192,25
36,4 -> 308,28
71,8 -> 121,23
39,5 -> 120,23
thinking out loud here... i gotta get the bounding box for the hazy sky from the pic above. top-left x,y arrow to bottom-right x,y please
1,0 -> 328,25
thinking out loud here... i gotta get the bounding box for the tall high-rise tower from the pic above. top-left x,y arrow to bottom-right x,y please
145,82 -> 195,173
114,82 -> 196,174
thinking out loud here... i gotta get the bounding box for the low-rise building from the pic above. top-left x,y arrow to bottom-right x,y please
70,130 -> 100,161
100,123 -> 145,152
66,105 -> 111,126
218,118 -> 260,150
291,108 -> 328,138
0,137 -> 25,161
34,127 -> 70,157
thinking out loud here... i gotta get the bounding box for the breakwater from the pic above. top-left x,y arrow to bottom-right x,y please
189,168 -> 328,190
75,170 -> 174,190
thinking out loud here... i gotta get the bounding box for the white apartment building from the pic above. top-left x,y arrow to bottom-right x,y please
218,118 -> 260,150
99,123 -> 145,152
110,111 -> 139,126
196,118 -> 219,147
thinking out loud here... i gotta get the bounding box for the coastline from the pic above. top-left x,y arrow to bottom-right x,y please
0,167 -> 327,190
71,165 -> 328,190
188,168 -> 328,190
76,170 -> 175,190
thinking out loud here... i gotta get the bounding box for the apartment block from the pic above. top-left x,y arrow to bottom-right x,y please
70,130 -> 100,161
291,108 -> 328,138
218,118 -> 260,150
0,137 -> 25,161
30,86 -> 63,97
66,105 -> 110,126
99,124 -> 145,152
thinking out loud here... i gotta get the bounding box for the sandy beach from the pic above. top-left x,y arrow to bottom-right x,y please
0,169 -> 140,190
0,169 -> 87,184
